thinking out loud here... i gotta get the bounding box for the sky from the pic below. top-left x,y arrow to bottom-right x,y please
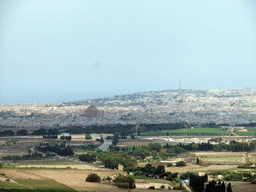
1,0 -> 256,104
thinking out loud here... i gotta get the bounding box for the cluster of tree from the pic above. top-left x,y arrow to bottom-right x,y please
81,144 -> 99,150
79,152 -> 97,163
0,130 -> 15,136
37,143 -> 74,156
98,152 -> 137,169
107,143 -> 187,160
124,163 -> 179,181
16,129 -> 28,136
113,174 -> 135,189
2,153 -> 43,160
205,180 -> 232,192
64,122 -> 226,136
112,134 -> 119,145
189,173 -> 208,192
32,128 -> 59,136
60,135 -> 72,141
213,140 -> 256,152
95,135 -> 104,143
237,122 -> 256,127
167,142 -> 214,151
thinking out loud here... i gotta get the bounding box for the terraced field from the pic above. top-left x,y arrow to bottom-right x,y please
194,152 -> 246,165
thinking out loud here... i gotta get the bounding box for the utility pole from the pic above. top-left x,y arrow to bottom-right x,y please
199,123 -> 201,145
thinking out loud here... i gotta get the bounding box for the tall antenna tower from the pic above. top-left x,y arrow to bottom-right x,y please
179,80 -> 181,90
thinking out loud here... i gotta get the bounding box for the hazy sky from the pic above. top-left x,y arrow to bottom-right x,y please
1,0 -> 256,104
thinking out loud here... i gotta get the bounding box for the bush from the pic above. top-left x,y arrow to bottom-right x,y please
149,186 -> 155,189
176,161 -> 186,167
113,182 -> 130,188
46,151 -> 57,157
167,163 -> 173,167
85,134 -> 92,140
180,172 -> 194,180
104,176 -> 112,181
160,185 -> 165,189
134,171 -> 143,176
86,173 -> 101,183
113,174 -> 135,189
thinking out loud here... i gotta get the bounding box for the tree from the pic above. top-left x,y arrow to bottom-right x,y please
227,183 -> 232,192
122,156 -> 137,168
191,144 -> 199,150
79,153 -> 97,163
48,128 -> 59,135
196,157 -> 200,164
113,174 -> 135,189
85,134 -> 92,140
149,143 -> 161,152
86,173 -> 101,183
100,135 -> 104,143
154,165 -> 165,176
133,146 -> 150,159
176,161 -> 186,167
17,129 -> 28,136
28,148 -> 32,156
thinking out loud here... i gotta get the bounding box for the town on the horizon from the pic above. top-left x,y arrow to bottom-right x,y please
1,88 -> 256,128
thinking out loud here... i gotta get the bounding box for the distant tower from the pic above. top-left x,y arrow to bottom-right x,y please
179,80 -> 181,90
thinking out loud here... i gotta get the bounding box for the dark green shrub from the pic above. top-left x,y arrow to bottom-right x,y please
167,163 -> 173,167
113,182 -> 130,188
134,171 -> 143,176
104,176 -> 112,181
113,174 -> 135,189
86,173 -> 101,183
149,186 -> 155,189
85,134 -> 92,140
180,172 -> 194,180
166,172 -> 178,181
176,161 -> 186,167
160,185 -> 165,189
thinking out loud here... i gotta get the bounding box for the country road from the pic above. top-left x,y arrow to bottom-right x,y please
98,139 -> 112,151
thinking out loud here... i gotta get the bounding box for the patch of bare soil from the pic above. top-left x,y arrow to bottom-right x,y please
0,169 -> 47,180
0,175 -> 19,184
165,164 -> 237,173
232,184 -> 256,192
26,169 -> 127,191
193,152 -> 245,157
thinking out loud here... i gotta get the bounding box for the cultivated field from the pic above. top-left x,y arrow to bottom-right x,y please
193,152 -> 247,165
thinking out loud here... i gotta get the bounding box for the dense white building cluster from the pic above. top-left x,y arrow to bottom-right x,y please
0,89 -> 256,127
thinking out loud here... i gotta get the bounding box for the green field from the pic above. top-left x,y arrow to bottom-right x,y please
14,179 -> 74,191
141,127 -> 256,136
0,179 -> 74,191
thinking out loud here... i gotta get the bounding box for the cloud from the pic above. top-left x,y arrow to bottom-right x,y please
91,61 -> 103,70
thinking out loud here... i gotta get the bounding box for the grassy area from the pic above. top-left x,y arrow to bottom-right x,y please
141,127 -> 256,136
0,180 -> 29,189
14,179 -> 74,191
235,128 -> 256,136
6,140 -> 19,144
